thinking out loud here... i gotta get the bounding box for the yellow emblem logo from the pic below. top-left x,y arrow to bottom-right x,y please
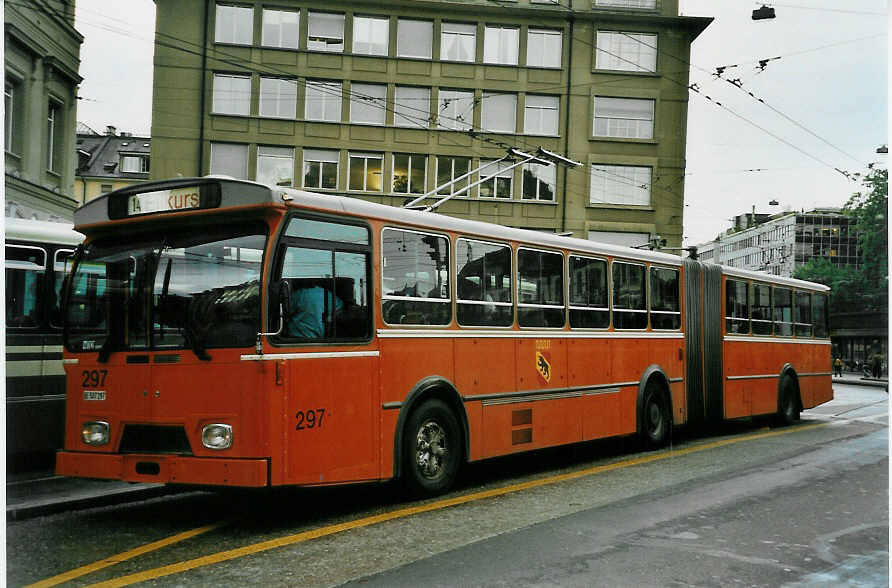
536,351 -> 552,383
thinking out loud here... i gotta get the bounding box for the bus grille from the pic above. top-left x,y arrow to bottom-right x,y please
119,425 -> 193,455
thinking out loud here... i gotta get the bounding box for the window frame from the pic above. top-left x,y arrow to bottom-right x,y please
302,148 -> 339,190
273,213 -> 373,344
215,3 -> 254,46
523,94 -> 559,136
392,153 -> 427,195
397,19 -> 433,59
725,278 -> 750,335
593,96 -> 655,140
568,253 -> 609,330
481,92 -> 517,134
353,15 -> 390,56
307,11 -> 345,53
209,142 -> 249,179
305,80 -> 343,122
649,265 -> 680,331
212,73 -> 252,116
393,86 -> 431,129
478,159 -> 513,199
595,30 -> 657,73
256,145 -> 295,187
349,83 -> 387,126
437,89 -> 474,131
347,152 -> 384,192
483,25 -> 519,66
526,28 -> 562,69
516,246 -> 565,329
611,259 -> 648,330
261,8 -> 299,49
794,290 -> 813,337
521,162 -> 556,202
5,244 -> 48,330
380,227 -> 452,327
259,77 -> 298,119
440,22 -> 477,63
435,155 -> 471,196
590,164 -> 652,206
455,237 -> 514,328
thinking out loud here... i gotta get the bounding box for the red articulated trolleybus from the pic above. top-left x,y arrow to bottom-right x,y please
56,177 -> 833,496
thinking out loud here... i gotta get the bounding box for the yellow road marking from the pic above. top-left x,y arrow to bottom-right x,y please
83,422 -> 827,588
26,523 -> 223,588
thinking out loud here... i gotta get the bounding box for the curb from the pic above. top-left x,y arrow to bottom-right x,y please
6,485 -> 177,522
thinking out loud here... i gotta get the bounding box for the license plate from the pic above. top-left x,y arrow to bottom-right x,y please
83,390 -> 106,401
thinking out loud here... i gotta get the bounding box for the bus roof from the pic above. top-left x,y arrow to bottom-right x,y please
73,177 -> 830,291
4,218 -> 83,246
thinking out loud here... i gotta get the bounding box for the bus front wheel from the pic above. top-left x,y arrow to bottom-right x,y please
403,399 -> 461,497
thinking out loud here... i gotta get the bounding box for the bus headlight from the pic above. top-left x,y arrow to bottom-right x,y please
81,421 -> 109,446
202,424 -> 233,450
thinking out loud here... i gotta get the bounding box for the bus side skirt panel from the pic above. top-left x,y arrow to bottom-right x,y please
391,376 -> 469,480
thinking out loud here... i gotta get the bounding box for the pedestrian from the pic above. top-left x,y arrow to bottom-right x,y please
833,357 -> 843,378
871,353 -> 884,379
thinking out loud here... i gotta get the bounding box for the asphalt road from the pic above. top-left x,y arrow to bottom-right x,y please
6,383 -> 887,587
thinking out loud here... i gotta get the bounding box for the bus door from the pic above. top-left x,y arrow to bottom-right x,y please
273,217 -> 378,485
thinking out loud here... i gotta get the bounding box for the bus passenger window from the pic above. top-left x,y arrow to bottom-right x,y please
456,239 -> 513,327
751,283 -> 772,335
813,292 -> 828,338
794,291 -> 812,337
725,279 -> 749,334
517,249 -> 564,328
773,287 -> 793,337
382,228 -> 450,326
568,255 -> 608,329
650,267 -> 680,330
612,261 -> 647,329
5,245 -> 46,328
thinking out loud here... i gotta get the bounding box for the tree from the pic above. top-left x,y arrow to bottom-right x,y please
794,167 -> 888,312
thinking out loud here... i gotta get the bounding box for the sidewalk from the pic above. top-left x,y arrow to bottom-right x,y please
6,471 -> 178,521
833,372 -> 889,390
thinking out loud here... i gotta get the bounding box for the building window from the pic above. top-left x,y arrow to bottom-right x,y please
441,22 -> 476,62
349,83 -> 386,125
522,163 -> 555,201
303,148 -> 339,189
308,12 -> 344,52
209,142 -> 248,179
100,184 -> 113,194
479,160 -> 513,199
481,93 -> 516,134
436,156 -> 470,195
595,0 -> 657,8
353,16 -> 389,56
593,96 -> 654,139
259,77 -> 297,119
257,146 -> 294,187
120,155 -> 149,173
5,80 -> 14,153
46,102 -> 61,172
527,29 -> 562,68
348,152 -> 383,191
215,4 -> 253,45
437,89 -> 474,131
590,164 -> 651,206
483,25 -> 519,65
397,19 -> 433,59
393,86 -> 430,128
261,9 -> 298,49
595,31 -> 657,72
212,74 -> 251,116
305,80 -> 342,122
393,153 -> 426,194
524,95 -> 559,136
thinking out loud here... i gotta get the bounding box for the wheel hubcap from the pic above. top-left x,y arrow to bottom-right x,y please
648,400 -> 663,436
415,420 -> 447,479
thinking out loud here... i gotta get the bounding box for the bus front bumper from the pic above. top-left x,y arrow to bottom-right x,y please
56,451 -> 269,487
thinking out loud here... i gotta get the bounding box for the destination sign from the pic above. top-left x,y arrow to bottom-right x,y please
127,186 -> 202,216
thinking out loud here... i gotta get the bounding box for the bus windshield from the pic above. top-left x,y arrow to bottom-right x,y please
65,222 -> 267,358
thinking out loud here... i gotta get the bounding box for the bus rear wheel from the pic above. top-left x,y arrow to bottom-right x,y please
777,376 -> 800,425
641,382 -> 670,449
403,399 -> 461,497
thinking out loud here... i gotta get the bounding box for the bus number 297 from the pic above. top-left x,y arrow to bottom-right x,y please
296,409 -> 326,430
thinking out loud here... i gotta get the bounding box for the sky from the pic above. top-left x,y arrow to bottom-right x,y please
73,0 -> 889,246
